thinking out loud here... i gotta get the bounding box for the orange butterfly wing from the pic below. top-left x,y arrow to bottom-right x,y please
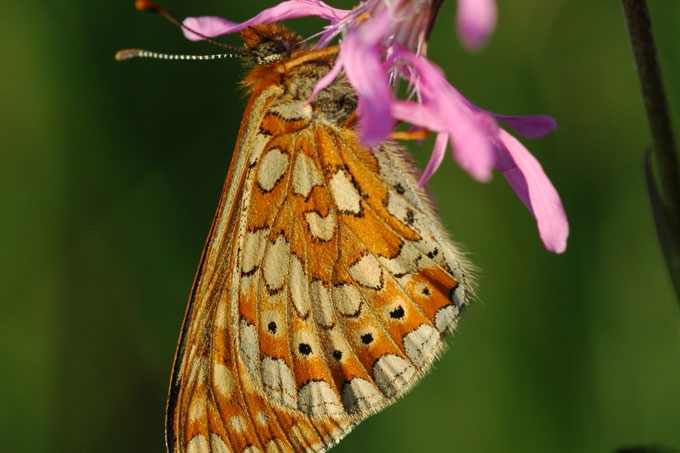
166,25 -> 471,453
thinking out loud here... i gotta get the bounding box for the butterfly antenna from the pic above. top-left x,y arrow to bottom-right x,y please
115,49 -> 243,62
134,0 -> 243,52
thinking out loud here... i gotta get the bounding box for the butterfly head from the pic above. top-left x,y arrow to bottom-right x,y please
240,24 -> 302,66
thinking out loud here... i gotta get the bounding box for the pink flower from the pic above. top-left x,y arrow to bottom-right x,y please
182,0 -> 349,41
456,0 -> 497,51
386,49 -> 567,252
180,0 -> 568,253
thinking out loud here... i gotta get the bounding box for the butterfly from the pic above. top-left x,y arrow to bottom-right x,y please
165,23 -> 471,453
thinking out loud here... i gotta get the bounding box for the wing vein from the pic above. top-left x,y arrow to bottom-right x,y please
311,125 -> 377,384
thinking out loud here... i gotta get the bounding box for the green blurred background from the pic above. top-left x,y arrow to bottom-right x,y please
2,0 -> 679,451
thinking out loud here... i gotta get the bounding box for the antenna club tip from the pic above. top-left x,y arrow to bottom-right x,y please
116,49 -> 142,61
135,0 -> 162,12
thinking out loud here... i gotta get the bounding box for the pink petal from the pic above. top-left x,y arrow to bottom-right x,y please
182,16 -> 236,41
418,133 -> 449,187
316,4 -> 367,48
356,94 -> 393,145
392,100 -> 494,182
426,84 -> 558,139
182,0 -> 349,41
391,100 -> 449,130
340,13 -> 395,144
411,73 -> 558,139
456,0 -> 497,51
445,108 -> 495,182
494,129 -> 569,253
391,51 -> 495,182
490,113 -> 557,138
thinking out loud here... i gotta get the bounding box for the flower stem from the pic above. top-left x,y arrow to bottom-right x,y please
425,0 -> 445,41
622,0 -> 680,303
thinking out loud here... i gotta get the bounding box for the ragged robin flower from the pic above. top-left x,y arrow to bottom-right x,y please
181,0 -> 569,253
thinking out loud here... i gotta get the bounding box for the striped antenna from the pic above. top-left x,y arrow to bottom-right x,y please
115,49 -> 244,62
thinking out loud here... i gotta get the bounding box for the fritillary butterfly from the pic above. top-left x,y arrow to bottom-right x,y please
165,23 -> 471,453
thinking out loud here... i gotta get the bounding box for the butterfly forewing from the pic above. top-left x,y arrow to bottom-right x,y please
167,24 -> 470,453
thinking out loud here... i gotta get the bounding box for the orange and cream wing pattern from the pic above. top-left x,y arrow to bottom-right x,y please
166,24 -> 471,453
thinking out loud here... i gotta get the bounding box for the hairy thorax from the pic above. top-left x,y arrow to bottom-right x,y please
284,62 -> 358,127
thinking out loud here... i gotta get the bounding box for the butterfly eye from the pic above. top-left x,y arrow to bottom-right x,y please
253,38 -> 289,65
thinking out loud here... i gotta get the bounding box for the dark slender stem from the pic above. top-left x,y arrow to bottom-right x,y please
623,0 -> 680,305
622,0 -> 680,228
425,0 -> 445,42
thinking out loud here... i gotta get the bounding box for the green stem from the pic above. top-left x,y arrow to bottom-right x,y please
622,0 -> 680,303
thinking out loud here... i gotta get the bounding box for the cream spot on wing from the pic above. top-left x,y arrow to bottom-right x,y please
242,446 -> 263,453
261,309 -> 283,337
327,329 -> 352,362
349,254 -> 383,289
330,169 -> 361,214
269,100 -> 312,120
383,296 -> 409,323
372,354 -> 416,398
257,148 -> 289,192
210,434 -> 230,453
451,282 -> 466,309
263,234 -> 290,291
213,362 -> 235,397
214,294 -> 229,329
305,211 -> 336,241
378,242 -> 422,277
293,153 -> 323,197
412,281 -> 432,299
293,328 -> 319,357
230,415 -> 246,433
265,438 -> 292,453
186,434 -> 209,453
419,221 -> 465,280
248,132 -> 270,166
239,320 -> 259,381
310,280 -> 334,328
261,357 -> 297,408
288,423 -> 320,453
289,254 -> 310,317
188,397 -> 206,423
239,371 -> 258,394
435,304 -> 459,333
242,228 -> 269,275
240,270 -> 259,300
333,284 -> 362,316
329,422 -> 350,443
341,377 -> 385,414
187,356 -> 209,387
298,380 -> 345,416
414,235 -> 446,268
385,192 -> 420,230
403,324 -> 440,368
255,410 -> 268,427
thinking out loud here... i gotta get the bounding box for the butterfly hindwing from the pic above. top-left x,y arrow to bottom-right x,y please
166,25 -> 470,453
